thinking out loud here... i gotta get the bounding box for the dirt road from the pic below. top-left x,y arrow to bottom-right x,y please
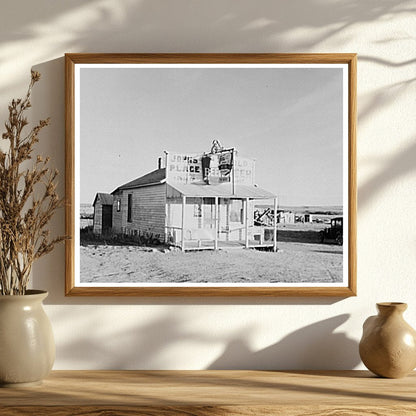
80,242 -> 343,284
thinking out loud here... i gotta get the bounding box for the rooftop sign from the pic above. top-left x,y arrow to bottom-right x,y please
165,151 -> 255,186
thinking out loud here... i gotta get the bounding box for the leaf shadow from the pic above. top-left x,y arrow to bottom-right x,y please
207,314 -> 360,370
359,138 -> 416,210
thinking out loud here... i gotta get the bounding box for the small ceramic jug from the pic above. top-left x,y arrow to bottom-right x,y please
359,302 -> 416,378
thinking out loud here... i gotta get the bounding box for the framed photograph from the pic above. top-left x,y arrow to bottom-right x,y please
65,53 -> 356,296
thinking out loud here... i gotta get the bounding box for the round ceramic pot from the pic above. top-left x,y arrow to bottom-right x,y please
359,302 -> 416,378
0,290 -> 55,387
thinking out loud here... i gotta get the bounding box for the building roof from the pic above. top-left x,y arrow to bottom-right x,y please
168,183 -> 276,199
113,168 -> 166,193
110,167 -> 275,199
93,193 -> 113,206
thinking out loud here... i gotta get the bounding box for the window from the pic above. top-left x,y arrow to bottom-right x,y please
116,199 -> 121,212
127,194 -> 132,222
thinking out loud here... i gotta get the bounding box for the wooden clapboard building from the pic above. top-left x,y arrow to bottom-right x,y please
93,142 -> 278,251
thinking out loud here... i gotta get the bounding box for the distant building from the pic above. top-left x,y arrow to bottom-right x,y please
279,211 -> 295,224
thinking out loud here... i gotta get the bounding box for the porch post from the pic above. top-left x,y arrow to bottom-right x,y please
165,198 -> 170,244
245,198 -> 249,249
181,195 -> 186,252
214,197 -> 219,250
273,197 -> 278,252
226,199 -> 230,242
232,148 -> 236,196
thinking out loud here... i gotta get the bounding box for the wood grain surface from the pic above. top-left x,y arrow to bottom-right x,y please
1,370 -> 415,415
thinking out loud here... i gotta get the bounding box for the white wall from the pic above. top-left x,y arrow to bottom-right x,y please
1,0 -> 415,370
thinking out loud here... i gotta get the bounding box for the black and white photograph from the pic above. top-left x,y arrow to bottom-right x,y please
65,54 -> 356,296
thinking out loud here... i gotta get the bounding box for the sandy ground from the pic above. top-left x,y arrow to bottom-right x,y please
80,242 -> 343,284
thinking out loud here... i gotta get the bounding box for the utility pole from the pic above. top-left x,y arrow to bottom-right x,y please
232,148 -> 236,195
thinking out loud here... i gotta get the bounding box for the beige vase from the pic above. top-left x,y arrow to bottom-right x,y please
0,290 -> 55,387
359,302 -> 416,378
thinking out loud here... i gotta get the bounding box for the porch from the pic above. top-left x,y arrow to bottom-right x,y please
165,183 -> 278,252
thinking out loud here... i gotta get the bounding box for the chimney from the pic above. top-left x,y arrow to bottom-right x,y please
158,157 -> 162,169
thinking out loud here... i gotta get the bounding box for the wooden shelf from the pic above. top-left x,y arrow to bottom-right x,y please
1,370 -> 415,415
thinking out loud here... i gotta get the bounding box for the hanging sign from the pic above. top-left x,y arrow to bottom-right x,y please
218,150 -> 233,177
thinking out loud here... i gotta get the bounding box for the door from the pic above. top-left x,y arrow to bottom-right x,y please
102,205 -> 113,234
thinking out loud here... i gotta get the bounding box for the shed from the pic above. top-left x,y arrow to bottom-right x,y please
92,193 -> 114,234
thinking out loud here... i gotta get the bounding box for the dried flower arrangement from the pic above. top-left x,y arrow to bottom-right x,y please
0,71 -> 65,295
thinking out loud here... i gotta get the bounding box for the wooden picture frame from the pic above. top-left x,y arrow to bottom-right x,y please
65,53 -> 356,296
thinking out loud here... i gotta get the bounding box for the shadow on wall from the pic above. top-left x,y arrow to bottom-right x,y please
359,138 -> 416,210
54,311 -> 213,369
208,314 -> 360,370
0,0 -> 414,97
30,57 -> 67,301
53,307 -> 359,370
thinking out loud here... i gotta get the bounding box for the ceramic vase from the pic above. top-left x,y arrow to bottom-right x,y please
359,302 -> 416,378
0,290 -> 55,387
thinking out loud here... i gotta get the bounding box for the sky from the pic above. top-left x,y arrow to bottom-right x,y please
79,65 -> 345,207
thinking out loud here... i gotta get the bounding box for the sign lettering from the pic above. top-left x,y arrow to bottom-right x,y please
165,152 -> 255,186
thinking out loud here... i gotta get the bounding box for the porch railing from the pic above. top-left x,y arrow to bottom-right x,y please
165,225 -> 276,251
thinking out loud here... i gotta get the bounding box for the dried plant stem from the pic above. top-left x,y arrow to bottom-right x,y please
0,71 -> 65,295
